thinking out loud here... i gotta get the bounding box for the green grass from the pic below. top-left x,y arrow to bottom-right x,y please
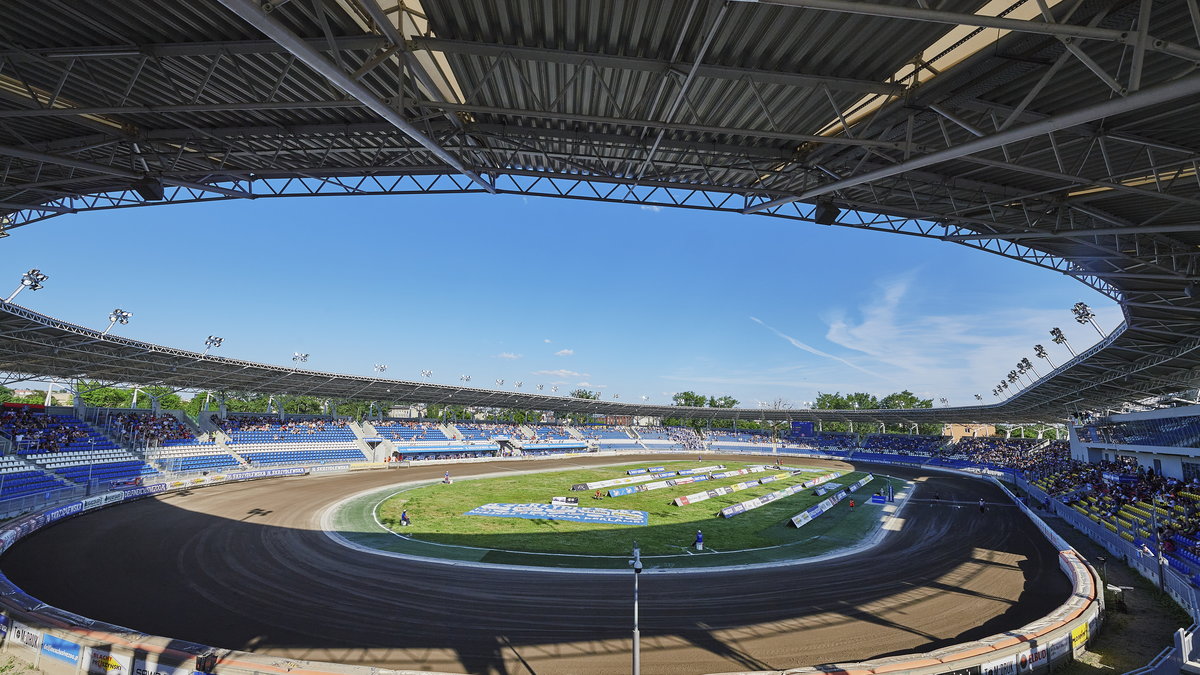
375,460 -> 886,557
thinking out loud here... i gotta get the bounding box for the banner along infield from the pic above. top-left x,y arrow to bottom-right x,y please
328,460 -> 910,568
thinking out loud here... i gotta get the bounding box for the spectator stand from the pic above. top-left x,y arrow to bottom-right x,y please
704,428 -> 779,454
213,414 -> 366,468
634,426 -> 704,453
0,407 -> 160,495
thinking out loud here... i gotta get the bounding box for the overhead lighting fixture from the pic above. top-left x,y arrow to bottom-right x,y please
460,375 -> 471,383
203,335 -> 224,355
5,268 -> 47,303
293,352 -> 309,363
420,370 -> 432,379
103,308 -> 132,335
1050,327 -> 1077,357
374,364 -> 388,373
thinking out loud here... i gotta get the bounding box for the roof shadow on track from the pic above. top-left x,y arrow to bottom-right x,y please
0,456 -> 1073,674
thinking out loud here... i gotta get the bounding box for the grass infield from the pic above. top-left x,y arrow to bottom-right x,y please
372,459 -> 896,559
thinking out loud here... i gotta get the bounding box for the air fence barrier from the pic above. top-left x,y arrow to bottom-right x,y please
0,448 -> 1106,675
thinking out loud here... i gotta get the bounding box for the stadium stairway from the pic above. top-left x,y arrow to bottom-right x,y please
565,426 -> 584,440
346,421 -> 382,461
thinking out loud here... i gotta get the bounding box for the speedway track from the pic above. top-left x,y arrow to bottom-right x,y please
0,455 -> 1070,674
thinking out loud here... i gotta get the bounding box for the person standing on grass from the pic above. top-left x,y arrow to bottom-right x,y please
694,530 -> 704,551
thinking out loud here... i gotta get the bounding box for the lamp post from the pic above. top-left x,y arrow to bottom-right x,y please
1050,327 -> 1077,357
421,370 -> 432,380
4,268 -> 48,303
460,375 -> 471,383
293,352 -> 308,363
203,335 -> 223,355
630,542 -> 643,675
1021,357 -> 1039,378
1072,302 -> 1104,338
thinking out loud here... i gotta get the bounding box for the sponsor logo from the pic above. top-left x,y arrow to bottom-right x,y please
1017,643 -> 1049,672
11,621 -> 40,650
41,634 -> 81,665
466,503 -> 649,526
1071,623 -> 1090,653
1048,635 -> 1070,659
91,648 -> 133,675
981,655 -> 1016,675
45,502 -> 83,523
310,464 -> 350,474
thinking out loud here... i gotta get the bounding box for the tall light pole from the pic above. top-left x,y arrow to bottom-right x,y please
630,542 -> 643,675
1072,302 -> 1104,338
293,352 -> 309,363
460,375 -> 471,383
1021,357 -> 1039,378
374,363 -> 388,374
4,268 -> 48,303
1050,327 -> 1076,357
421,370 -> 433,380
203,335 -> 223,355
1034,343 -> 1055,369
103,308 -> 132,335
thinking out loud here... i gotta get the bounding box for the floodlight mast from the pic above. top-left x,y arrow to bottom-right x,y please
374,364 -> 388,373
293,352 -> 309,363
203,335 -> 224,355
4,268 -> 48,303
1050,327 -> 1077,357
102,308 -> 131,335
1072,302 -> 1104,338
1034,343 -> 1055,369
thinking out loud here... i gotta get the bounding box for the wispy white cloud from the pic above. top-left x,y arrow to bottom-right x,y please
495,352 -> 522,360
749,316 -> 881,379
544,338 -> 552,343
533,369 -> 587,378
639,205 -> 662,213
555,348 -> 574,356
577,381 -> 608,388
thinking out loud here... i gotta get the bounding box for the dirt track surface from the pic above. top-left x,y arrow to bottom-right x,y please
0,455 -> 1071,674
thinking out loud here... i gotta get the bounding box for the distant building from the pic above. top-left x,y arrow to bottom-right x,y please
943,423 -> 996,439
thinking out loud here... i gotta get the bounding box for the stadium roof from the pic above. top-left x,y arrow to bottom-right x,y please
1,0 -> 1200,423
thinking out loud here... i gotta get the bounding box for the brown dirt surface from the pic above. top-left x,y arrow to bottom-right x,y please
0,455 -> 1072,674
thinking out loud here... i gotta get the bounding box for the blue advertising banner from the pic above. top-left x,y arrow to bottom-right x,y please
466,503 -> 648,526
790,421 -> 815,438
40,634 -> 82,665
648,466 -> 665,472
228,467 -> 308,481
626,469 -> 648,475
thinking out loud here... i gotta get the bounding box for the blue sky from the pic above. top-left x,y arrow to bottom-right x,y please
2,192 -> 1120,407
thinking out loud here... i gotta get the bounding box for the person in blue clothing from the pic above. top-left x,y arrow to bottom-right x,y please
694,529 -> 704,551
400,509 -> 410,527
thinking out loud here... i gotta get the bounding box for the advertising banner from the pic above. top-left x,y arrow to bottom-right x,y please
550,496 -> 580,505
627,469 -> 648,476
1016,641 -> 1049,672
0,613 -> 9,640
814,482 -> 843,496
981,655 -> 1016,675
227,467 -> 308,481
120,483 -> 169,500
1071,623 -> 1090,655
310,464 -> 351,474
576,471 -> 678,491
10,621 -> 41,654
1048,635 -> 1070,660
89,646 -> 133,675
607,486 -> 643,497
677,465 -> 725,476
648,466 -> 665,472
45,501 -> 83,523
466,503 -> 649,526
40,633 -> 82,665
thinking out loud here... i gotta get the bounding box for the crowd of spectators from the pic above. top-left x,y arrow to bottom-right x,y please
109,413 -> 197,448
373,420 -> 446,441
214,415 -> 348,434
1,409 -> 90,453
861,434 -> 946,455
950,437 -> 1067,472
457,422 -> 532,440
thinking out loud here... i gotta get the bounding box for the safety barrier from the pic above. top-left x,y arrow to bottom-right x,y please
0,448 -> 1102,675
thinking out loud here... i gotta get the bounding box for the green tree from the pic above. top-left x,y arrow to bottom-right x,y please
0,386 -> 12,405
671,391 -> 707,407
569,389 -> 600,400
708,395 -> 738,408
